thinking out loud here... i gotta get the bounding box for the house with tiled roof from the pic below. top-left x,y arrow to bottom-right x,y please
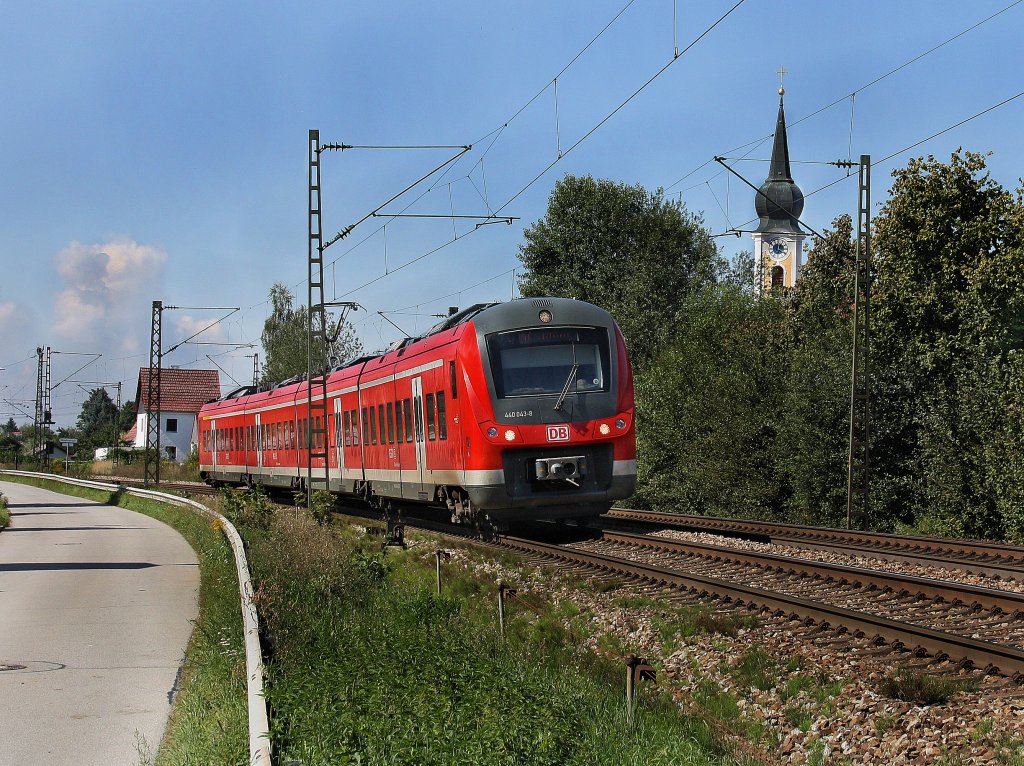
131,367 -> 221,462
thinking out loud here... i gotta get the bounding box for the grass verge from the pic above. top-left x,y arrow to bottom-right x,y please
0,489 -> 9,529
0,473 -> 248,765
243,510 -> 740,766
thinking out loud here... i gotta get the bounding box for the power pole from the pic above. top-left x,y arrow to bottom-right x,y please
34,346 -> 51,466
846,155 -> 872,529
307,130 -> 331,502
145,300 -> 163,486
112,381 -> 122,466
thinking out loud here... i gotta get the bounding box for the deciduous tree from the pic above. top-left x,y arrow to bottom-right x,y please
872,150 -> 1024,539
260,283 -> 363,386
517,174 -> 720,366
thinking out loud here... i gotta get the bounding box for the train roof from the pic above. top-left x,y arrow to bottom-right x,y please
207,297 -> 615,405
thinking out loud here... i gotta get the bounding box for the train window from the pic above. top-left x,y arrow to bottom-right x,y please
486,326 -> 610,399
437,392 -> 447,440
361,408 -> 369,446
394,401 -> 403,443
343,411 -> 350,447
369,407 -> 377,445
426,393 -> 436,441
386,402 -> 395,444
334,413 -> 341,449
350,410 -> 359,446
378,404 -> 385,446
403,399 -> 413,442
316,416 -> 323,449
450,361 -> 457,399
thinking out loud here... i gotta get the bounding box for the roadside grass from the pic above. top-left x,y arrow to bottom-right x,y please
89,459 -> 201,483
246,511 -> 739,766
0,489 -> 9,528
0,473 -> 248,765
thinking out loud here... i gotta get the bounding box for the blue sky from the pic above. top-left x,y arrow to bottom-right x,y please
1,0 -> 1021,428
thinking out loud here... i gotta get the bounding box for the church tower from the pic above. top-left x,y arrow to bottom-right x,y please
752,83 -> 805,292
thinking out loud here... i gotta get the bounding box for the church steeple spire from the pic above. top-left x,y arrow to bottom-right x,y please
754,87 -> 804,235
751,76 -> 807,292
768,93 -> 794,182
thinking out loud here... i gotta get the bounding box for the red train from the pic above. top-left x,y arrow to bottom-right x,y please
198,297 -> 636,527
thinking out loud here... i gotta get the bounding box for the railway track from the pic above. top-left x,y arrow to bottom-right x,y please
494,530 -> 1024,680
373,513 -> 1024,680
607,508 -> 1024,581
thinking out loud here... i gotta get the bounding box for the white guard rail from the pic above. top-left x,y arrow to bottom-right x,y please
0,471 -> 272,766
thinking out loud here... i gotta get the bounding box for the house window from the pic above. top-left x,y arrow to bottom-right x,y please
166,418 -> 178,433
165,445 -> 177,460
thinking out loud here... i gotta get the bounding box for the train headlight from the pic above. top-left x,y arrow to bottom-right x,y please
539,309 -> 552,323
504,429 -> 516,441
487,427 -> 498,438
615,418 -> 626,430
599,423 -> 611,435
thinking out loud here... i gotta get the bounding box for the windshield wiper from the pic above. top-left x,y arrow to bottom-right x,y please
553,363 -> 579,412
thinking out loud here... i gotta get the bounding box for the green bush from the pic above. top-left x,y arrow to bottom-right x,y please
878,669 -> 978,705
309,489 -> 334,526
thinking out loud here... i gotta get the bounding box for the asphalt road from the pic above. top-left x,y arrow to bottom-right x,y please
0,480 -> 199,766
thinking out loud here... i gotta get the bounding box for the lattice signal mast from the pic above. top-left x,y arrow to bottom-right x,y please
34,346 -> 51,466
145,300 -> 163,485
307,130 -> 332,500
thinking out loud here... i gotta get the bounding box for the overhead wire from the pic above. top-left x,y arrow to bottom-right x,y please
336,0 -> 749,298
716,88 -> 1024,237
666,0 -> 1024,194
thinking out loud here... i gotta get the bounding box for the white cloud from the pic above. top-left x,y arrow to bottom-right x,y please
172,314 -> 228,347
51,237 -> 166,354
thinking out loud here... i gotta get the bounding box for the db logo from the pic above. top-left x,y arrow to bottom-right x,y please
546,425 -> 570,442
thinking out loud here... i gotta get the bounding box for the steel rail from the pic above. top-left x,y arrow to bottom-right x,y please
600,529 -> 1024,615
607,509 -> 1024,579
498,534 -> 1024,679
0,470 -> 272,766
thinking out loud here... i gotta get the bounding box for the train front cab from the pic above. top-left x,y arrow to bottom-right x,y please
458,298 -> 636,522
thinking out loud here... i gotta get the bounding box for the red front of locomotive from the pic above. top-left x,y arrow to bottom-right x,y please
453,298 -> 636,522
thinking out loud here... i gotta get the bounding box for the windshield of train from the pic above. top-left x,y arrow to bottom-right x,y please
486,326 -> 610,399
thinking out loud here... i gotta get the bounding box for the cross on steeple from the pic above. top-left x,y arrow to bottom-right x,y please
777,66 -> 787,95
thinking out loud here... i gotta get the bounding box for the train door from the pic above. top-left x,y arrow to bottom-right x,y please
255,413 -> 263,470
411,376 -> 427,495
333,398 -> 345,479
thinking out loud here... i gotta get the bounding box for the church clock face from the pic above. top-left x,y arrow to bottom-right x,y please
762,238 -> 790,261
